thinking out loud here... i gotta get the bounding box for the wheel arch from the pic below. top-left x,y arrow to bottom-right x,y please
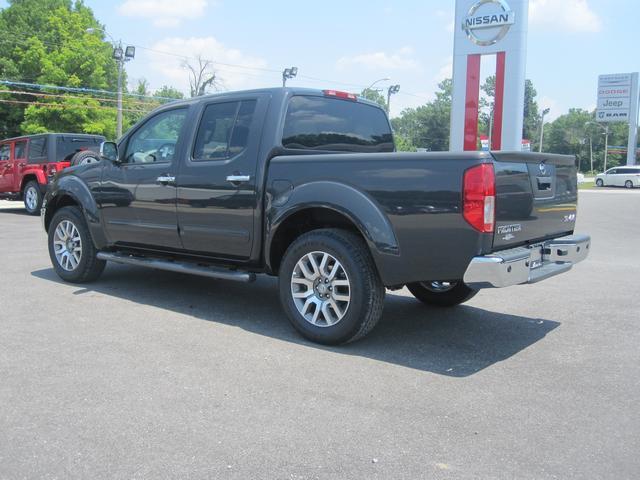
265,181 -> 400,280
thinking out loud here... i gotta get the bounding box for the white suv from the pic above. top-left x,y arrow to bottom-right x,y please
595,166 -> 640,189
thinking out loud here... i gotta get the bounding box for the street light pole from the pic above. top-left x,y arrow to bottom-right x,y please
116,43 -> 124,138
539,107 -> 550,153
386,84 -> 400,115
282,67 -> 298,87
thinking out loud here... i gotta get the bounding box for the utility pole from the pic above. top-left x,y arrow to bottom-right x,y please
604,124 -> 609,172
589,135 -> 593,173
362,78 -> 389,100
538,107 -> 550,153
386,84 -> 400,115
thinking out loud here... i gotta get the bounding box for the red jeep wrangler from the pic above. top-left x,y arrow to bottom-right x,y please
0,133 -> 104,215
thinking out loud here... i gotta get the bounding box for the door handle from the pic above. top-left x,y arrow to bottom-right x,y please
156,175 -> 176,185
18,163 -> 25,167
226,174 -> 250,184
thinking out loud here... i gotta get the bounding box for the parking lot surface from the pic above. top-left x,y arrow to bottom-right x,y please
1,190 -> 638,479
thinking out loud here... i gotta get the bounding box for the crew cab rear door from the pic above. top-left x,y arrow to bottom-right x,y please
0,143 -> 11,192
492,152 -> 578,250
176,93 -> 269,258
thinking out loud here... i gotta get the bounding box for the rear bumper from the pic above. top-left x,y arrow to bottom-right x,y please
463,234 -> 590,289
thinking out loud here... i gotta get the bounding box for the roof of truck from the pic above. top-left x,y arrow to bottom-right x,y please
1,132 -> 105,143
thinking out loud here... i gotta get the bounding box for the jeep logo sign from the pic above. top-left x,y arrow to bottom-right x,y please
463,0 -> 515,46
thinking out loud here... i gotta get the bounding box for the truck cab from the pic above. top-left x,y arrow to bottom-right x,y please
0,133 -> 104,214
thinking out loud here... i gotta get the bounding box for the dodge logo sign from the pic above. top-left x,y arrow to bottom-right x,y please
463,0 -> 515,46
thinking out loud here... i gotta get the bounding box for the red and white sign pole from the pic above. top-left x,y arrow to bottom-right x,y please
450,0 -> 529,152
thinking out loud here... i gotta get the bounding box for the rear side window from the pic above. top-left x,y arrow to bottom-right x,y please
14,141 -> 26,160
0,144 -> 9,161
282,96 -> 394,153
56,136 -> 102,162
27,137 -> 46,163
192,100 -> 256,161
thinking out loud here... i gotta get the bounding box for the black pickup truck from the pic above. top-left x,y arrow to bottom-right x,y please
42,88 -> 590,344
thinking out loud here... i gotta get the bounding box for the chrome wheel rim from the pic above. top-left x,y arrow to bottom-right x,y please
291,251 -> 351,327
53,220 -> 83,271
420,281 -> 457,293
25,187 -> 38,211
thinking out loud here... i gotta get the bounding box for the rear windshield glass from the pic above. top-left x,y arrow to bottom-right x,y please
282,96 -> 394,153
56,136 -> 103,162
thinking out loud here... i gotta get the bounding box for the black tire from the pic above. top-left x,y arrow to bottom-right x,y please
407,281 -> 478,307
278,228 -> 385,345
23,180 -> 43,215
48,206 -> 106,283
70,150 -> 100,166
625,180 -> 634,189
595,178 -> 604,187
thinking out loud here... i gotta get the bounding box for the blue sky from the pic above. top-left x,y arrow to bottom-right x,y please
4,0 -> 639,119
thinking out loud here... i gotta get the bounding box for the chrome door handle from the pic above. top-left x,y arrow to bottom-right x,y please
226,175 -> 250,183
156,175 -> 176,185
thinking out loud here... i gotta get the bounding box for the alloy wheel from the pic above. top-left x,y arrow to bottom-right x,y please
53,220 -> 83,271
25,186 -> 38,211
291,251 -> 351,327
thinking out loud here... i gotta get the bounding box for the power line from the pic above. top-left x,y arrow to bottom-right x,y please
0,98 -> 150,114
0,89 -> 163,107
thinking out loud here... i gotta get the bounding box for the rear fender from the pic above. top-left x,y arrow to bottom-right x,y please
266,181 -> 399,277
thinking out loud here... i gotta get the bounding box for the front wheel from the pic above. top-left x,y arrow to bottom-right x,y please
23,181 -> 43,215
595,178 -> 604,187
278,229 -> 385,345
407,281 -> 478,307
48,206 -> 106,283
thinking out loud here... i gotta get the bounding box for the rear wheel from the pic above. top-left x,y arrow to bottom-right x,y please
595,178 -> 604,187
23,181 -> 43,215
278,229 -> 385,345
48,206 -> 105,283
625,180 -> 634,189
407,281 -> 478,307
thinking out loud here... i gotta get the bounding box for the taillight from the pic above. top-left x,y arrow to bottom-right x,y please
463,163 -> 495,233
323,90 -> 358,101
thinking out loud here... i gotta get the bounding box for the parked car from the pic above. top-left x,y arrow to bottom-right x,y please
595,166 -> 640,188
42,88 -> 590,344
0,133 -> 104,214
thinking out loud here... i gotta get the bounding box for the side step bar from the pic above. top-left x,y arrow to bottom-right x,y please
96,252 -> 256,283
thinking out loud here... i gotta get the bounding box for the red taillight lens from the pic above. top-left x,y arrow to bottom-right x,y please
463,163 -> 495,233
323,90 -> 358,101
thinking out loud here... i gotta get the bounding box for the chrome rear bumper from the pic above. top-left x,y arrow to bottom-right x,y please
463,234 -> 590,289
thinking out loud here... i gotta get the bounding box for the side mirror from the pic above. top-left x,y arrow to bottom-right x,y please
100,141 -> 119,163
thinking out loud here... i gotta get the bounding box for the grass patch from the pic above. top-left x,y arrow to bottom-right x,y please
578,181 -> 596,190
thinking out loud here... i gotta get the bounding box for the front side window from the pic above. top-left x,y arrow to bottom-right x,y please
192,100 -> 256,161
0,144 -> 10,161
282,96 -> 394,153
124,109 -> 187,164
14,141 -> 26,160
28,137 -> 47,163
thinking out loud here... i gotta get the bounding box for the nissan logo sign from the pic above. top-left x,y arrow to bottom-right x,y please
463,0 -> 516,46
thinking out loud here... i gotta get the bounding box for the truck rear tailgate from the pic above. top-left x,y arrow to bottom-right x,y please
491,152 -> 578,250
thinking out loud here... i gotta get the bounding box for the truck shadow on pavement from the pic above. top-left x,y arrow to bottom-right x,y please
32,264 -> 559,377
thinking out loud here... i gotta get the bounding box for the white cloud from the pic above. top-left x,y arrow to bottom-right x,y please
436,57 -> 453,82
529,0 -> 602,32
147,36 -> 269,94
337,47 -> 419,71
118,0 -> 210,27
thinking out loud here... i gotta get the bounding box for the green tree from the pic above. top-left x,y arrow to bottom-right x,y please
360,88 -> 387,110
154,85 -> 185,100
391,79 -> 452,151
0,0 -> 120,137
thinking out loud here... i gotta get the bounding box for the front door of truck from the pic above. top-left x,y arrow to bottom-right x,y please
176,94 -> 269,258
99,107 -> 189,249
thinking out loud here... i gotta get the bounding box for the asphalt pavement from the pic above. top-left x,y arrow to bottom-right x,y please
0,189 -> 638,479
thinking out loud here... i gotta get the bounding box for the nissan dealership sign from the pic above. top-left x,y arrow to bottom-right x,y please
463,0 -> 516,46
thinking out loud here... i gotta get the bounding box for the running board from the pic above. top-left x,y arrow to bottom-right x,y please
96,252 -> 256,283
